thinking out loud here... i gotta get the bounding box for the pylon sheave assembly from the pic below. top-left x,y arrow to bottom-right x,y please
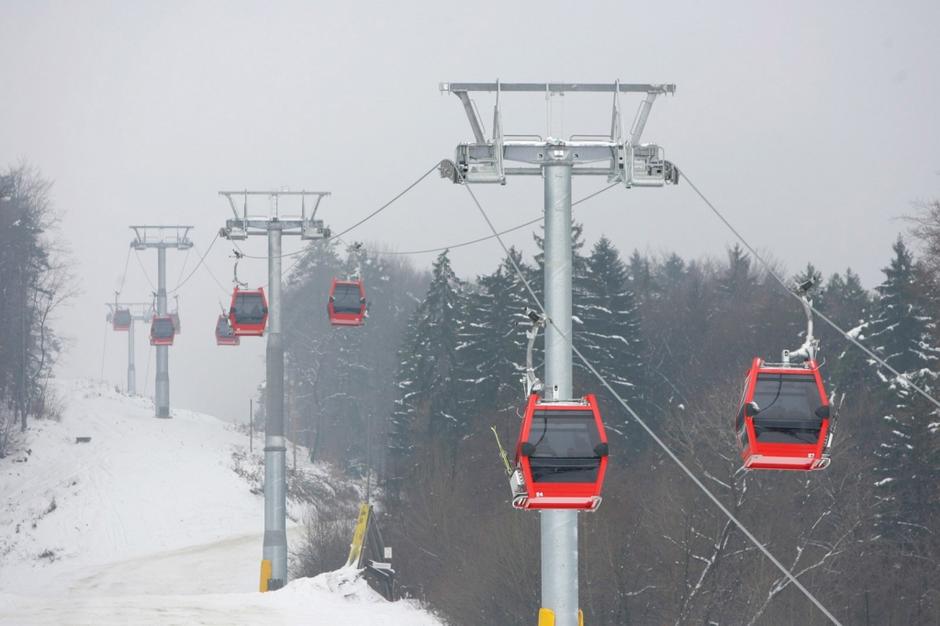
149,315 -> 175,346
229,286 -> 268,336
510,393 -> 609,511
327,278 -> 366,326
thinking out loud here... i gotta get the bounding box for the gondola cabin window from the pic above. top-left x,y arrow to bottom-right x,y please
525,409 -> 603,483
752,373 -> 823,444
332,283 -> 364,314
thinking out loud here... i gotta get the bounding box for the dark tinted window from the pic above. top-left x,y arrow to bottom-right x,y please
753,373 -> 823,443
114,310 -> 131,326
332,283 -> 363,314
152,318 -> 175,339
233,293 -> 266,324
526,410 -> 602,483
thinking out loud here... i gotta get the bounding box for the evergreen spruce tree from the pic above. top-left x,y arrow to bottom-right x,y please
820,268 -> 870,328
820,268 -> 872,394
718,244 -> 755,298
627,249 -> 656,303
580,237 -> 645,410
386,250 -> 467,485
657,252 -> 686,292
386,312 -> 421,501
458,248 -> 533,415
865,237 -> 940,556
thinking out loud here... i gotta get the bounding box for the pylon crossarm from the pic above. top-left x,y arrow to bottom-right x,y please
129,225 -> 194,250
443,80 -> 677,188
218,191 -> 331,241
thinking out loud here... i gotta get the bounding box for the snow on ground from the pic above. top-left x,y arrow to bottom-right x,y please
0,379 -> 442,625
0,569 -> 440,626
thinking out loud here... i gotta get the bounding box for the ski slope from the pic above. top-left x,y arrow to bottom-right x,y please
0,380 -> 441,625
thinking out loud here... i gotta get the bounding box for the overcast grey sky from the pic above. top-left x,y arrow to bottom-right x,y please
1,0 -> 939,422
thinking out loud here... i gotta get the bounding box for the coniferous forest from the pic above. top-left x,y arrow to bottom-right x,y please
283,205 -> 940,625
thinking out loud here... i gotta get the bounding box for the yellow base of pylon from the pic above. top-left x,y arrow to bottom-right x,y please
259,559 -> 272,592
537,608 -> 584,625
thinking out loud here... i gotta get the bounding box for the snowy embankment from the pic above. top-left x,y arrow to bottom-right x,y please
0,379 -> 441,625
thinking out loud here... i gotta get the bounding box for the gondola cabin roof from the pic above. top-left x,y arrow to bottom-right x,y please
215,314 -> 240,346
328,278 -> 366,327
112,309 -> 132,331
229,287 -> 267,337
736,357 -> 831,471
150,315 -> 175,346
512,393 -> 608,511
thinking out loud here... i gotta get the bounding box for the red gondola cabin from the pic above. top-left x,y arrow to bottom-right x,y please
229,287 -> 268,336
736,358 -> 831,471
328,278 -> 366,326
215,314 -> 240,346
150,315 -> 175,346
510,394 -> 609,511
112,309 -> 132,331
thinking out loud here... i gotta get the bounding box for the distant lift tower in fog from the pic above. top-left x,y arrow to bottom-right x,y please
441,81 -> 678,626
218,190 -> 330,591
105,301 -> 155,395
130,226 -> 193,418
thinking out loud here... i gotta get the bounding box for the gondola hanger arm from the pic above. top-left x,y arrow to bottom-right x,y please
784,280 -> 819,364
523,308 -> 545,397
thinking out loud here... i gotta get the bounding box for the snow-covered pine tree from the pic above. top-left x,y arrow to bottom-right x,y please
820,268 -> 870,328
386,311 -> 421,501
580,236 -> 646,413
386,250 -> 468,484
820,268 -> 872,394
865,237 -> 940,557
457,248 -> 533,416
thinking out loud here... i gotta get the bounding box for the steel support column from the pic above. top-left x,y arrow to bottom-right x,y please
218,190 -> 329,592
155,247 -> 169,418
263,223 -> 288,589
127,317 -> 136,395
541,163 -> 578,626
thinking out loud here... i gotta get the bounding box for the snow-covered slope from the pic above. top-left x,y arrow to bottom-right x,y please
0,379 -> 441,625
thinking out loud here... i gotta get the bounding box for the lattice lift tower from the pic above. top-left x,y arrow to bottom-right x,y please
441,80 -> 678,626
130,226 -> 193,418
